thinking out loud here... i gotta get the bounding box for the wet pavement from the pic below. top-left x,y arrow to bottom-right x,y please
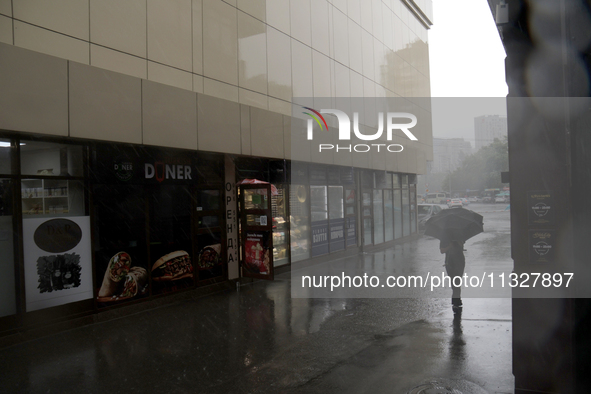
0,204 -> 513,393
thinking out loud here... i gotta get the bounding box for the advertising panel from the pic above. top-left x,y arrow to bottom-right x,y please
23,217 -> 93,312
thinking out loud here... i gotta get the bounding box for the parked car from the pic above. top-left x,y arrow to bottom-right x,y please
482,196 -> 494,203
495,195 -> 508,203
447,198 -> 463,208
468,196 -> 479,203
460,198 -> 470,206
418,204 -> 444,230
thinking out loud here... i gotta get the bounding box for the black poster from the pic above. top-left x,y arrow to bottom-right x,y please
311,220 -> 329,257
529,230 -> 555,263
527,190 -> 554,226
329,218 -> 345,252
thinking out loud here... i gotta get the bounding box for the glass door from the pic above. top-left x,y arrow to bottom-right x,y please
194,188 -> 225,282
240,184 -> 274,280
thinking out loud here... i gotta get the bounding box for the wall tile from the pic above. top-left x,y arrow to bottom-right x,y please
193,74 -> 204,93
347,0 -> 360,25
142,80 -> 197,150
203,77 -> 239,102
148,61 -> 193,90
311,0 -> 329,56
238,11 -> 267,94
332,7 -> 348,67
334,61 -> 350,97
267,27 -> 292,101
14,21 -> 89,64
269,97 -> 291,116
14,0 -> 89,40
0,43 -> 68,136
291,39 -> 313,98
290,0 -> 311,46
197,93 -> 241,154
90,45 -> 147,79
0,0 -> 11,16
239,88 -> 268,110
237,0 -> 265,22
350,70 -> 363,97
90,0 -> 146,58
240,104 -> 251,155
348,19 -> 362,74
203,0 -> 238,85
312,50 -> 331,97
192,0 -> 203,75
69,62 -> 142,143
371,0 -> 383,42
266,0 -> 290,35
360,29 -> 375,81
0,14 -> 11,44
359,0 -> 372,35
250,107 -> 284,159
147,0 -> 192,71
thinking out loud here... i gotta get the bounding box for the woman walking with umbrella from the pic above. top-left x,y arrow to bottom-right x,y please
424,207 -> 484,314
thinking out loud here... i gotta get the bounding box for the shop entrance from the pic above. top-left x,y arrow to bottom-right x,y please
239,184 -> 274,280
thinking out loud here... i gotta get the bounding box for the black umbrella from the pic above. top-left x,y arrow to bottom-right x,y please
424,207 -> 484,242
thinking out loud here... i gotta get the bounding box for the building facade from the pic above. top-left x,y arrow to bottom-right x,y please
431,137 -> 473,173
0,0 -> 433,337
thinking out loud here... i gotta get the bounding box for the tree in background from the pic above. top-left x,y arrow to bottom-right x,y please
442,138 -> 508,195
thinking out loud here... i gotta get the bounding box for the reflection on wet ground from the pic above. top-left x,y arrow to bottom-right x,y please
0,205 -> 513,393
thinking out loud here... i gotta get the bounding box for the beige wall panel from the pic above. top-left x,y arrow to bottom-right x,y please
237,0 -> 265,22
332,7 -> 348,67
268,97 -> 291,117
290,0 -> 311,46
267,27 -> 292,101
0,0 -> 11,16
142,80 -> 197,150
291,39 -> 313,98
334,61 -> 350,97
14,0 -> 89,40
147,0 -> 192,71
374,39 -> 385,88
203,77 -> 239,102
332,0 -> 347,14
148,61 -> 192,91
282,115 -> 291,160
346,0 -> 360,25
239,88 -> 268,110
69,62 -> 142,143
371,0 -> 384,42
266,0 -> 290,35
14,21 -> 89,64
90,45 -> 147,79
312,50 -> 331,98
197,94 -> 241,154
203,0 -> 238,86
240,104 -> 251,155
0,43 -> 68,135
222,0 -> 236,7
347,20 -> 362,74
250,107 -> 284,159
0,14 -> 11,44
193,74 -> 204,93
350,71 -> 363,97
192,0 -> 203,75
360,29 -> 375,82
90,0 -> 146,58
289,117 -> 311,163
238,12 -> 267,94
359,0 -> 372,35
382,8 -> 393,50
311,0 -> 329,56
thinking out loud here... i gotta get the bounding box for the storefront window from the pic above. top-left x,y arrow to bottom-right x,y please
345,189 -> 357,247
363,192 -> 372,246
0,179 -> 16,317
0,139 -> 12,174
410,185 -> 417,233
402,188 -> 410,237
20,141 -> 83,177
394,188 -> 402,239
21,179 -> 84,217
93,184 -> 148,306
384,189 -> 394,242
329,186 -> 345,252
373,189 -> 384,244
195,188 -> 224,281
272,185 -> 288,267
290,185 -> 310,262
150,185 -> 194,294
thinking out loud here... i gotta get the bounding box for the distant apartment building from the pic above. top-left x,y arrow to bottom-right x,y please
431,138 -> 473,173
474,115 -> 508,150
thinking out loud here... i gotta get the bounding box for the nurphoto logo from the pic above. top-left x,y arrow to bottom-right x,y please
303,107 -> 418,153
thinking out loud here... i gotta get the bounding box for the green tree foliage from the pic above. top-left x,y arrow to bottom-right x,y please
442,138 -> 508,194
